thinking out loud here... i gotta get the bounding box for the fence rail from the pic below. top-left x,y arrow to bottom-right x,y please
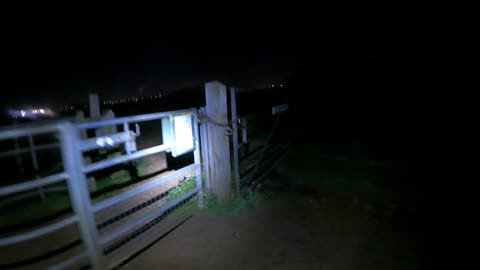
229,88 -> 288,195
0,215 -> 78,247
0,142 -> 60,158
0,172 -> 67,196
91,163 -> 199,213
0,108 -> 203,269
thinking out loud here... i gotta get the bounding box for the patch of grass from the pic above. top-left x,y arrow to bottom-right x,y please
134,158 -> 151,176
269,142 -> 412,206
1,153 -> 171,232
0,166 -> 137,230
278,155 -> 383,195
198,188 -> 277,215
167,177 -> 197,201
164,177 -> 199,216
0,192 -> 71,233
95,169 -> 132,191
168,182 -> 278,217
93,188 -> 125,202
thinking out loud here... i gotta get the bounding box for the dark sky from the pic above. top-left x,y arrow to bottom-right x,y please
2,4 -> 478,111
2,4 -> 320,108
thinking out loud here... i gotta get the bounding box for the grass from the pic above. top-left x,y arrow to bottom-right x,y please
165,172 -> 277,217
179,141 -> 411,218
0,192 -> 71,234
95,169 -> 132,191
201,191 -> 275,215
270,142 -> 416,208
169,189 -> 275,217
0,138 -> 408,235
167,177 -> 196,201
134,158 -> 151,176
0,167 -> 136,232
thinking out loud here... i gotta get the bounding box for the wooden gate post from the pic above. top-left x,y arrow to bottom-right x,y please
203,81 -> 232,202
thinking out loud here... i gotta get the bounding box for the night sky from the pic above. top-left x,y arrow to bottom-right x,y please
1,5 -> 478,148
2,5 -> 319,109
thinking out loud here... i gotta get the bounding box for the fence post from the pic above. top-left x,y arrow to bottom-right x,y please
12,120 -> 25,178
230,88 -> 241,197
59,122 -> 103,270
193,110 -> 204,207
28,134 -> 45,200
199,109 -> 211,192
89,93 -> 103,137
89,93 -> 101,118
204,81 -> 232,202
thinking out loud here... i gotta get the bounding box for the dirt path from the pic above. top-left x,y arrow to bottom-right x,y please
122,188 -> 422,270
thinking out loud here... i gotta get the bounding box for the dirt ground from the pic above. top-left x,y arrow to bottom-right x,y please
121,184 -> 425,270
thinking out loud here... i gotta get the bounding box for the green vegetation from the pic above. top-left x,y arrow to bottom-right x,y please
0,139 -> 408,236
270,143 -> 413,207
164,171 -> 278,216
0,166 -> 137,232
167,177 -> 196,201
168,188 -> 275,217
96,169 -> 132,191
200,191 -> 271,215
0,192 -> 71,234
134,158 -> 151,176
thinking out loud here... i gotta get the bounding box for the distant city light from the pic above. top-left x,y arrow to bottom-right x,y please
9,107 -> 55,119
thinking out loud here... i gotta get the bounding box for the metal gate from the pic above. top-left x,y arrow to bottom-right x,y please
229,88 -> 289,197
0,108 -> 203,269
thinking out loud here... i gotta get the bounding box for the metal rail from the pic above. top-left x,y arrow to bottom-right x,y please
83,144 -> 172,174
0,108 -> 203,269
99,186 -> 200,246
76,109 -> 193,130
0,216 -> 78,246
0,172 -> 67,196
91,164 -> 198,213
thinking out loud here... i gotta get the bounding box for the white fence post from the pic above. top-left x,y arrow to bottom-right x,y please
199,107 -> 212,192
27,134 -> 45,200
60,122 -> 103,270
89,93 -> 103,138
204,81 -> 232,202
193,110 -> 204,207
230,88 -> 241,197
89,93 -> 101,119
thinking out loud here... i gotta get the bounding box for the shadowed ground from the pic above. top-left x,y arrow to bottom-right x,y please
121,142 -> 450,270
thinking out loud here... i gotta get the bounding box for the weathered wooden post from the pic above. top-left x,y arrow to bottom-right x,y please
230,88 -> 241,197
203,81 -> 232,202
89,93 -> 101,119
89,93 -> 102,138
